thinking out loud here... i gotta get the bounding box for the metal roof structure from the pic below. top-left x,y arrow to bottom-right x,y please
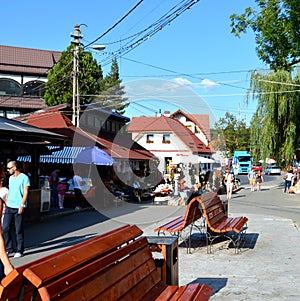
18,146 -> 85,164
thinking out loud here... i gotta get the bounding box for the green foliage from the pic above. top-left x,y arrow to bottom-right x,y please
44,47 -> 128,115
230,0 -> 300,70
44,45 -> 103,106
91,58 -> 128,115
213,112 -> 250,158
248,69 -> 300,165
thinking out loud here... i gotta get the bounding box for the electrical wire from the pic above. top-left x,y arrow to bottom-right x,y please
84,0 -> 145,48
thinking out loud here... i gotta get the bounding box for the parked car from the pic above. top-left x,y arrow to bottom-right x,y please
252,162 -> 263,172
264,165 -> 281,175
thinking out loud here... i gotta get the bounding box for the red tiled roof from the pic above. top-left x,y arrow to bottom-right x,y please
0,45 -> 61,75
25,111 -> 155,160
128,115 -> 212,154
170,109 -> 211,141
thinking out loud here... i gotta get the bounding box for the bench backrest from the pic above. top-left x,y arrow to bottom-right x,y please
181,197 -> 202,228
37,236 -> 163,300
0,224 -> 141,301
196,192 -> 226,228
23,224 -> 143,288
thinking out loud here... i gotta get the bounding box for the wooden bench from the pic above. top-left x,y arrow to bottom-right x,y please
154,197 -> 204,253
195,192 -> 248,254
0,225 -> 135,301
5,224 -> 213,301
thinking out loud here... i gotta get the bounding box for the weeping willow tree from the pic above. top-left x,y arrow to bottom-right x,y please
231,0 -> 300,166
248,69 -> 300,166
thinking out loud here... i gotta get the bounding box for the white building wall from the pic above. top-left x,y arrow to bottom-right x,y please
0,73 -> 47,84
131,131 -> 196,173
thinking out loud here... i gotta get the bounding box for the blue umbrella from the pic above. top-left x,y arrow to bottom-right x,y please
74,146 -> 114,166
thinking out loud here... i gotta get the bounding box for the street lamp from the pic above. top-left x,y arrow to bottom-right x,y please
92,45 -> 106,51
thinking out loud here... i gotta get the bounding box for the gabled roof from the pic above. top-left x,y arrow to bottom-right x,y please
24,110 -> 155,160
128,115 -> 211,154
0,45 -> 61,75
170,109 -> 211,141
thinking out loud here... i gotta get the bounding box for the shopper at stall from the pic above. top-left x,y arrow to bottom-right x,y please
73,168 -> 85,210
57,178 -> 68,209
49,168 -> 60,208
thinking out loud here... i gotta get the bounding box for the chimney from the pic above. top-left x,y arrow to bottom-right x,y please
164,110 -> 170,117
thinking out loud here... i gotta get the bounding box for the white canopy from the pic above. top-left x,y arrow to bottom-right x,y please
198,156 -> 215,164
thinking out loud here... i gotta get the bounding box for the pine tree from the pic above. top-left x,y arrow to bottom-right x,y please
92,58 -> 128,115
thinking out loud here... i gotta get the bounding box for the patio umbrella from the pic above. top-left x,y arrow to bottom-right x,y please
74,146 -> 115,166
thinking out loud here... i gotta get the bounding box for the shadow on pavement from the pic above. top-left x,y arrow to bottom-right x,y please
190,277 -> 228,295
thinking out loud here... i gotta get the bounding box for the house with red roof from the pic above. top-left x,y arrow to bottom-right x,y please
127,113 -> 213,173
170,109 -> 211,146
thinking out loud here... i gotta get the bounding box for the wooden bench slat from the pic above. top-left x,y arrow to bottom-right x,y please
183,284 -> 214,301
151,285 -> 179,300
155,216 -> 185,232
24,224 -> 143,288
43,251 -> 159,301
38,237 -> 153,300
197,192 -> 248,253
15,224 -> 213,301
0,225 -> 138,301
154,198 -> 202,233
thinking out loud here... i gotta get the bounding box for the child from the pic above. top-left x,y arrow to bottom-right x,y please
57,178 -> 68,209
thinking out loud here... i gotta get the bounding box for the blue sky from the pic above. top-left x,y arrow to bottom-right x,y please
1,0 -> 266,127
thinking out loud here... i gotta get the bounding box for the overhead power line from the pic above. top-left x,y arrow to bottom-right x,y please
85,0 -> 144,48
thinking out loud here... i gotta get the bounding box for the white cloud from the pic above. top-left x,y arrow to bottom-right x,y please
200,78 -> 220,88
173,77 -> 193,86
172,77 -> 220,90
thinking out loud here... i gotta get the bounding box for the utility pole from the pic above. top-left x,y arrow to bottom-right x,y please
71,24 -> 82,127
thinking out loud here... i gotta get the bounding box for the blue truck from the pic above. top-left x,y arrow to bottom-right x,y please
232,151 -> 253,174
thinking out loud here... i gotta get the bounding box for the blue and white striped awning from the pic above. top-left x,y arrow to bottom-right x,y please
18,146 -> 86,164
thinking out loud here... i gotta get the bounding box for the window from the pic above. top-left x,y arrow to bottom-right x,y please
162,134 -> 170,144
0,78 -> 21,96
146,134 -> 154,143
23,80 -> 45,97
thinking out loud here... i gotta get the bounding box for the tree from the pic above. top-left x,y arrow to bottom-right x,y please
230,0 -> 300,165
92,58 -> 128,115
44,45 -> 103,106
213,112 -> 250,158
247,69 -> 300,165
230,0 -> 300,71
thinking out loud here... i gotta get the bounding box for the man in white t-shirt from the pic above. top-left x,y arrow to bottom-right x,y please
73,169 -> 85,210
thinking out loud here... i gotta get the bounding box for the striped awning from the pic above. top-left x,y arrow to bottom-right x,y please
18,146 -> 86,164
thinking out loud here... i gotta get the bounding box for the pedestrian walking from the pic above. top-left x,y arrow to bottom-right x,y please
283,169 -> 294,193
255,170 -> 264,191
224,169 -> 234,199
3,161 -> 30,258
247,169 -> 256,192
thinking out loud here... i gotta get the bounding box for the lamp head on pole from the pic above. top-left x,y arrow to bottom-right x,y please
92,45 -> 106,51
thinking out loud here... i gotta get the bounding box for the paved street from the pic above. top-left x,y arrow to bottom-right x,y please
10,175 -> 300,300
